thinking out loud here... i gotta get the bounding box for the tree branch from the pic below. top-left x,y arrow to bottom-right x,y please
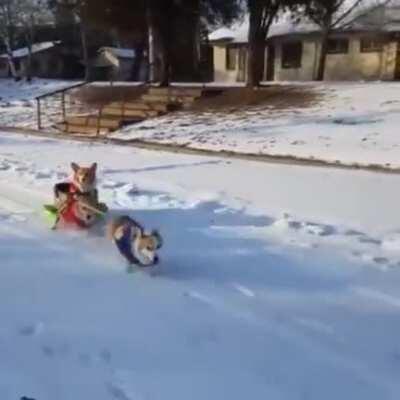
332,0 -> 364,28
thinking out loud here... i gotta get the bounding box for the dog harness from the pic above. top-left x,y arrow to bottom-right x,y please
114,224 -> 141,265
59,199 -> 89,229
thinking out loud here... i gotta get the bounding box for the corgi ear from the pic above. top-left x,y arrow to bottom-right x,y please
90,163 -> 97,174
71,162 -> 80,173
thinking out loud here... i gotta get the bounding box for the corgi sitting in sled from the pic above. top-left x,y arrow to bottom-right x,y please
49,162 -> 108,229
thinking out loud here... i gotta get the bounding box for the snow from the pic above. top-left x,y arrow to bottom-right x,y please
0,42 -> 61,59
208,1 -> 399,43
209,17 -> 317,43
99,47 -> 136,59
113,81 -> 400,169
1,131 -> 400,399
0,79 -> 80,128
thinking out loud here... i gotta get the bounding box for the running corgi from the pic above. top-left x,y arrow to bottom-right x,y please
108,216 -> 163,267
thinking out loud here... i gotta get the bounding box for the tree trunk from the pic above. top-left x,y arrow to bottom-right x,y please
147,2 -> 156,83
158,36 -> 170,87
316,29 -> 329,81
131,41 -> 145,81
80,22 -> 90,82
247,37 -> 265,87
25,25 -> 34,83
4,40 -> 18,81
26,42 -> 33,82
247,0 -> 265,87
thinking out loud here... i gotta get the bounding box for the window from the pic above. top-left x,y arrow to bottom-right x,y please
226,46 -> 237,70
327,38 -> 349,54
360,37 -> 385,53
281,41 -> 302,69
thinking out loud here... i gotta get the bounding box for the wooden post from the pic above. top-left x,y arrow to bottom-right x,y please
96,108 -> 102,137
61,91 -> 66,121
36,98 -> 41,130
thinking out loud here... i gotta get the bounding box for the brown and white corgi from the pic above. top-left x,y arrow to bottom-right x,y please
70,162 -> 97,195
108,216 -> 163,267
54,162 -> 98,207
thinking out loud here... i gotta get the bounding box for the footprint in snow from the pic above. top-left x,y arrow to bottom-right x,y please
107,371 -> 146,400
0,162 -> 10,171
101,180 -> 126,190
33,170 -> 53,180
18,321 -> 44,337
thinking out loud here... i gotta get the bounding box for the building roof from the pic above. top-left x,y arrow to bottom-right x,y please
208,1 -> 400,44
99,47 -> 135,59
0,41 -> 60,59
209,18 -> 317,43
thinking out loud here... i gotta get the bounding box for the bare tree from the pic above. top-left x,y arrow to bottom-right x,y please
0,0 -> 19,80
301,0 -> 367,80
0,0 -> 53,81
247,0 -> 304,87
52,0 -> 91,81
17,0 -> 54,81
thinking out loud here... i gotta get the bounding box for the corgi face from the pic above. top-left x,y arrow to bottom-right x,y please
132,229 -> 163,266
71,162 -> 97,193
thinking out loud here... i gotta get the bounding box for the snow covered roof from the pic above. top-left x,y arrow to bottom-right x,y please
209,1 -> 400,44
0,41 -> 60,59
99,47 -> 135,59
209,18 -> 318,43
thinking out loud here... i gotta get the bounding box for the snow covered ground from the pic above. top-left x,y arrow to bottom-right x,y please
2,79 -> 400,168
0,79 -> 78,128
114,82 -> 400,169
2,131 -> 400,399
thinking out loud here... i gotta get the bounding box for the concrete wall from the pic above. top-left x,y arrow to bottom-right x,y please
213,44 -> 239,83
109,58 -> 133,81
323,37 -> 394,81
273,39 -> 316,81
0,58 -> 9,78
19,51 -> 64,79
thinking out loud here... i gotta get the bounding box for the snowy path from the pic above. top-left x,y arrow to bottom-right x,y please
1,132 -> 400,399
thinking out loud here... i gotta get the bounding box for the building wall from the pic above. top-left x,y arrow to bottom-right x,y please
213,44 -> 239,82
272,35 -> 398,81
0,58 -> 9,78
212,34 -> 399,83
273,39 -> 316,81
117,58 -> 134,81
19,51 -> 64,79
323,37 -> 389,81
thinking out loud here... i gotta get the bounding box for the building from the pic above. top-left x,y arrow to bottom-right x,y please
91,47 -> 142,81
0,41 -> 65,79
209,2 -> 400,83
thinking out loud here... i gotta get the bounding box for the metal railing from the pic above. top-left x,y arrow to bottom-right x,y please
35,81 -> 96,131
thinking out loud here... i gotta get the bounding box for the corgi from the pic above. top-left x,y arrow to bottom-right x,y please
52,162 -> 107,230
108,216 -> 163,267
54,162 -> 99,207
71,162 -> 97,194
56,197 -> 99,229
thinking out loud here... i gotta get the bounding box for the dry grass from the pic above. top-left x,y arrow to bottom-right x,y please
70,83 -> 322,114
71,84 -> 147,107
193,85 -> 322,112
